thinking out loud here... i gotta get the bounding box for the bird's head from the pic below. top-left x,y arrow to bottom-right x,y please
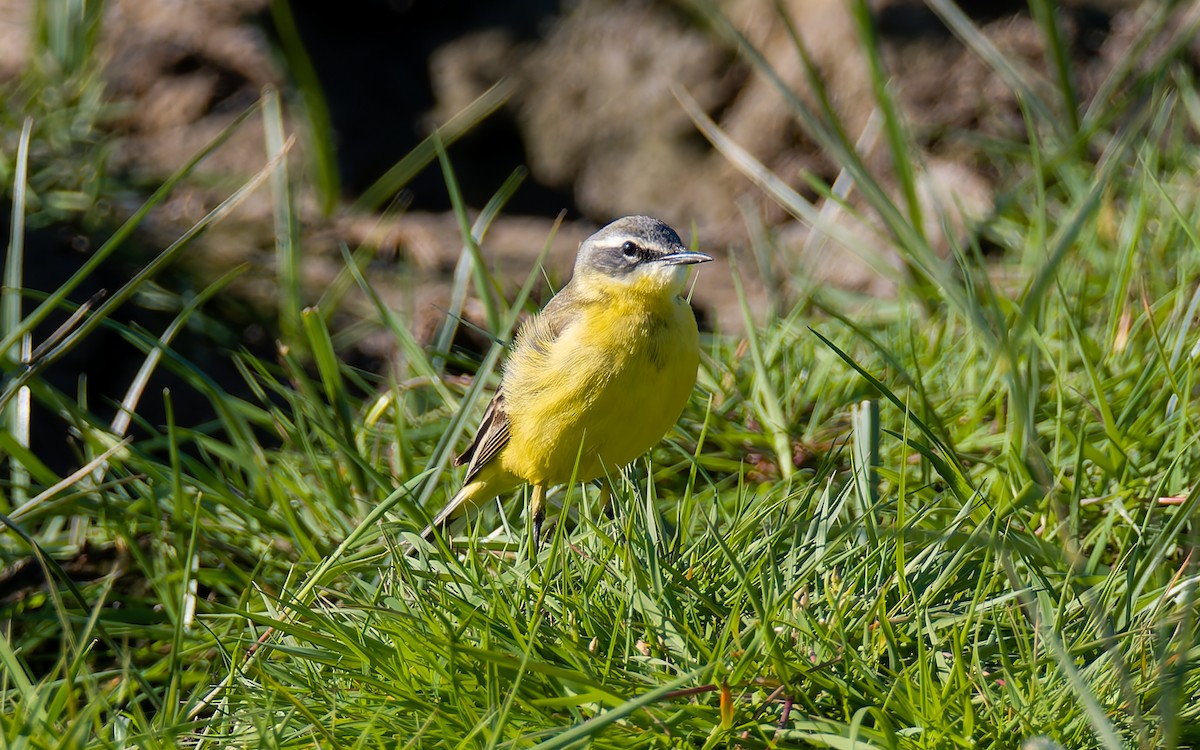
573,216 -> 712,296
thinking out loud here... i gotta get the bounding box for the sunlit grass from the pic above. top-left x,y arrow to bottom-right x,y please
2,2 -> 1200,749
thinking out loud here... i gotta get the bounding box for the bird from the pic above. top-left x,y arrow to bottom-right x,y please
424,215 -> 712,547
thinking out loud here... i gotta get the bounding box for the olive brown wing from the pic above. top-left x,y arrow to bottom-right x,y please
454,390 -> 510,484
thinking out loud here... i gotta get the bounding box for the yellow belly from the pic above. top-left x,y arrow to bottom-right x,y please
499,291 -> 699,486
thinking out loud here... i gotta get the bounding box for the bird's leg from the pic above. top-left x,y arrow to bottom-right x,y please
530,484 -> 547,549
596,479 -> 614,518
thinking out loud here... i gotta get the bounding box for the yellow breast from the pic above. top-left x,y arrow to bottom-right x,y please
499,280 -> 700,486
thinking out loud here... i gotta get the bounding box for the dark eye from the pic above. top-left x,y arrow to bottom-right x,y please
621,241 -> 639,259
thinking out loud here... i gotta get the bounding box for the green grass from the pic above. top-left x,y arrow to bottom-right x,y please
3,2 -> 1200,748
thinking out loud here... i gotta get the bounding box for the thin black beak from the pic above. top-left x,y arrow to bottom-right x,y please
657,250 -> 714,266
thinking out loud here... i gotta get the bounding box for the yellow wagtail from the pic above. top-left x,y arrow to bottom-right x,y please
427,215 -> 712,544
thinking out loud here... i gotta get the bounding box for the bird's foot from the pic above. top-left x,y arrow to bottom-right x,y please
527,484 -> 548,556
532,510 -> 545,548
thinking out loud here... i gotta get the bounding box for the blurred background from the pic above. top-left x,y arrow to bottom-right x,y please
0,0 -> 1192,462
